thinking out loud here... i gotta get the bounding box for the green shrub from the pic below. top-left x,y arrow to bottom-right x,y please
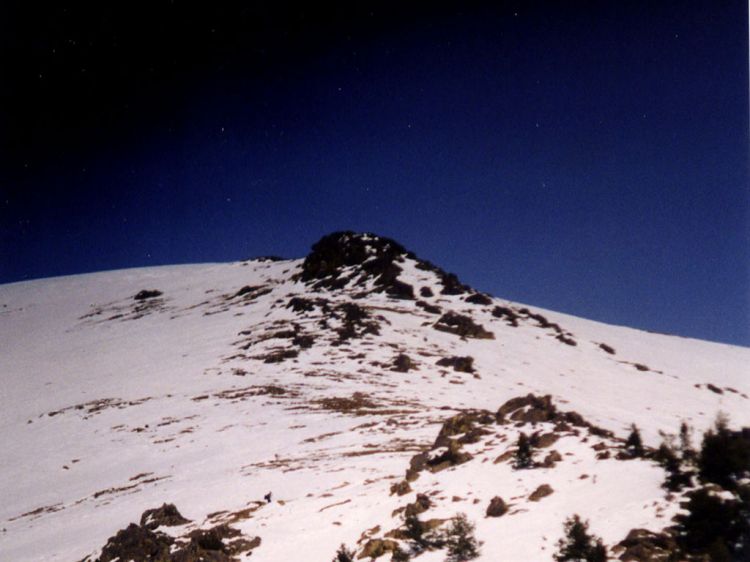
333,543 -> 356,562
514,432 -> 534,469
443,513 -> 480,561
554,515 -> 607,562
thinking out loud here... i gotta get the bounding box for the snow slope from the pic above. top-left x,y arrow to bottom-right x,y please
0,232 -> 747,561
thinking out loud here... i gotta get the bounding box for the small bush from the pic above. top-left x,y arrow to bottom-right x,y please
514,432 -> 534,469
698,413 -> 750,490
332,543 -> 356,562
554,515 -> 607,562
443,513 -> 480,561
625,424 -> 644,457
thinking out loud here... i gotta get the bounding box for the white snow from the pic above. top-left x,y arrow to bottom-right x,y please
0,254 -> 747,561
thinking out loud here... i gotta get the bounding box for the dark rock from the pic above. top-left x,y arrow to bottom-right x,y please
134,290 -> 163,301
420,286 -> 434,298
465,293 -> 493,305
486,496 -> 508,517
541,450 -> 563,468
491,306 -> 519,327
140,503 -> 190,530
359,538 -> 399,559
599,343 -> 616,355
528,484 -> 553,501
392,353 -> 413,373
416,300 -> 442,314
617,528 -> 678,561
390,480 -> 412,496
97,523 -> 173,562
434,312 -> 494,339
436,356 -> 475,373
404,494 -> 432,517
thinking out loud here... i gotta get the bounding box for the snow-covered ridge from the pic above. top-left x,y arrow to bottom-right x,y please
0,232 -> 748,561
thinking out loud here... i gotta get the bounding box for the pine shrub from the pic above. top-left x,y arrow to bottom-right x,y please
625,424 -> 644,457
333,543 -> 356,562
443,513 -> 480,561
554,514 -> 607,562
514,432 -> 534,469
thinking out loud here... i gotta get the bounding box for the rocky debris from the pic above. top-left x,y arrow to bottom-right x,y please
390,480 -> 412,496
335,303 -> 381,342
134,289 -> 163,301
433,312 -> 494,339
404,494 -> 432,518
297,232 -> 414,299
232,285 -> 269,299
416,300 -> 442,314
616,528 -> 677,561
392,353 -> 414,373
433,411 -> 495,448
436,355 -> 475,373
358,538 -> 399,559
496,394 -> 614,438
94,506 -> 259,562
97,523 -> 173,562
541,450 -> 563,468
140,503 -> 190,530
528,484 -> 554,502
465,292 -> 493,306
259,348 -> 299,364
491,305 -> 520,327
317,392 -> 379,415
486,496 -> 508,517
599,343 -> 616,355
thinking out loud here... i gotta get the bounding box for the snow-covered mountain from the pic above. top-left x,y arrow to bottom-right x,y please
1,232 -> 748,562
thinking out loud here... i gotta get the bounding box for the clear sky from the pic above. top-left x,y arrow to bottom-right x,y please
1,1 -> 748,346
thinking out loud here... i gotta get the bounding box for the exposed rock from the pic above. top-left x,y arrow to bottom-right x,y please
486,496 -> 508,517
140,503 -> 190,530
97,523 -> 173,562
491,305 -> 520,327
134,289 -> 163,301
433,312 -> 494,339
599,343 -> 616,355
392,353 -> 413,373
465,292 -> 493,306
528,484 -> 553,502
416,300 -> 441,314
404,494 -> 432,518
436,355 -> 475,373
541,450 -> 563,468
617,528 -> 677,561
531,432 -> 559,448
496,394 -> 614,438
358,538 -> 399,559
390,480 -> 412,496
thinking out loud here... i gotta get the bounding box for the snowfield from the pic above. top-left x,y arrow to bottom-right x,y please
1,233 -> 748,561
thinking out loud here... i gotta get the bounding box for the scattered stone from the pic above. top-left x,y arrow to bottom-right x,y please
392,353 -> 413,373
465,292 -> 493,305
436,355 -> 475,373
140,503 -> 190,530
529,484 -> 553,502
434,312 -> 494,339
541,450 -> 563,468
390,481 -> 412,496
133,289 -> 163,301
486,496 -> 508,517
616,528 -> 677,561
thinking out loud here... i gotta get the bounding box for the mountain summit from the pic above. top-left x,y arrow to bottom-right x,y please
1,232 -> 748,561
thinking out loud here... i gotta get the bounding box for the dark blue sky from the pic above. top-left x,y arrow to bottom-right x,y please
1,2 -> 748,346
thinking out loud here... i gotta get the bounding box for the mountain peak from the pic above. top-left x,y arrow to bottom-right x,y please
298,231 -> 473,299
